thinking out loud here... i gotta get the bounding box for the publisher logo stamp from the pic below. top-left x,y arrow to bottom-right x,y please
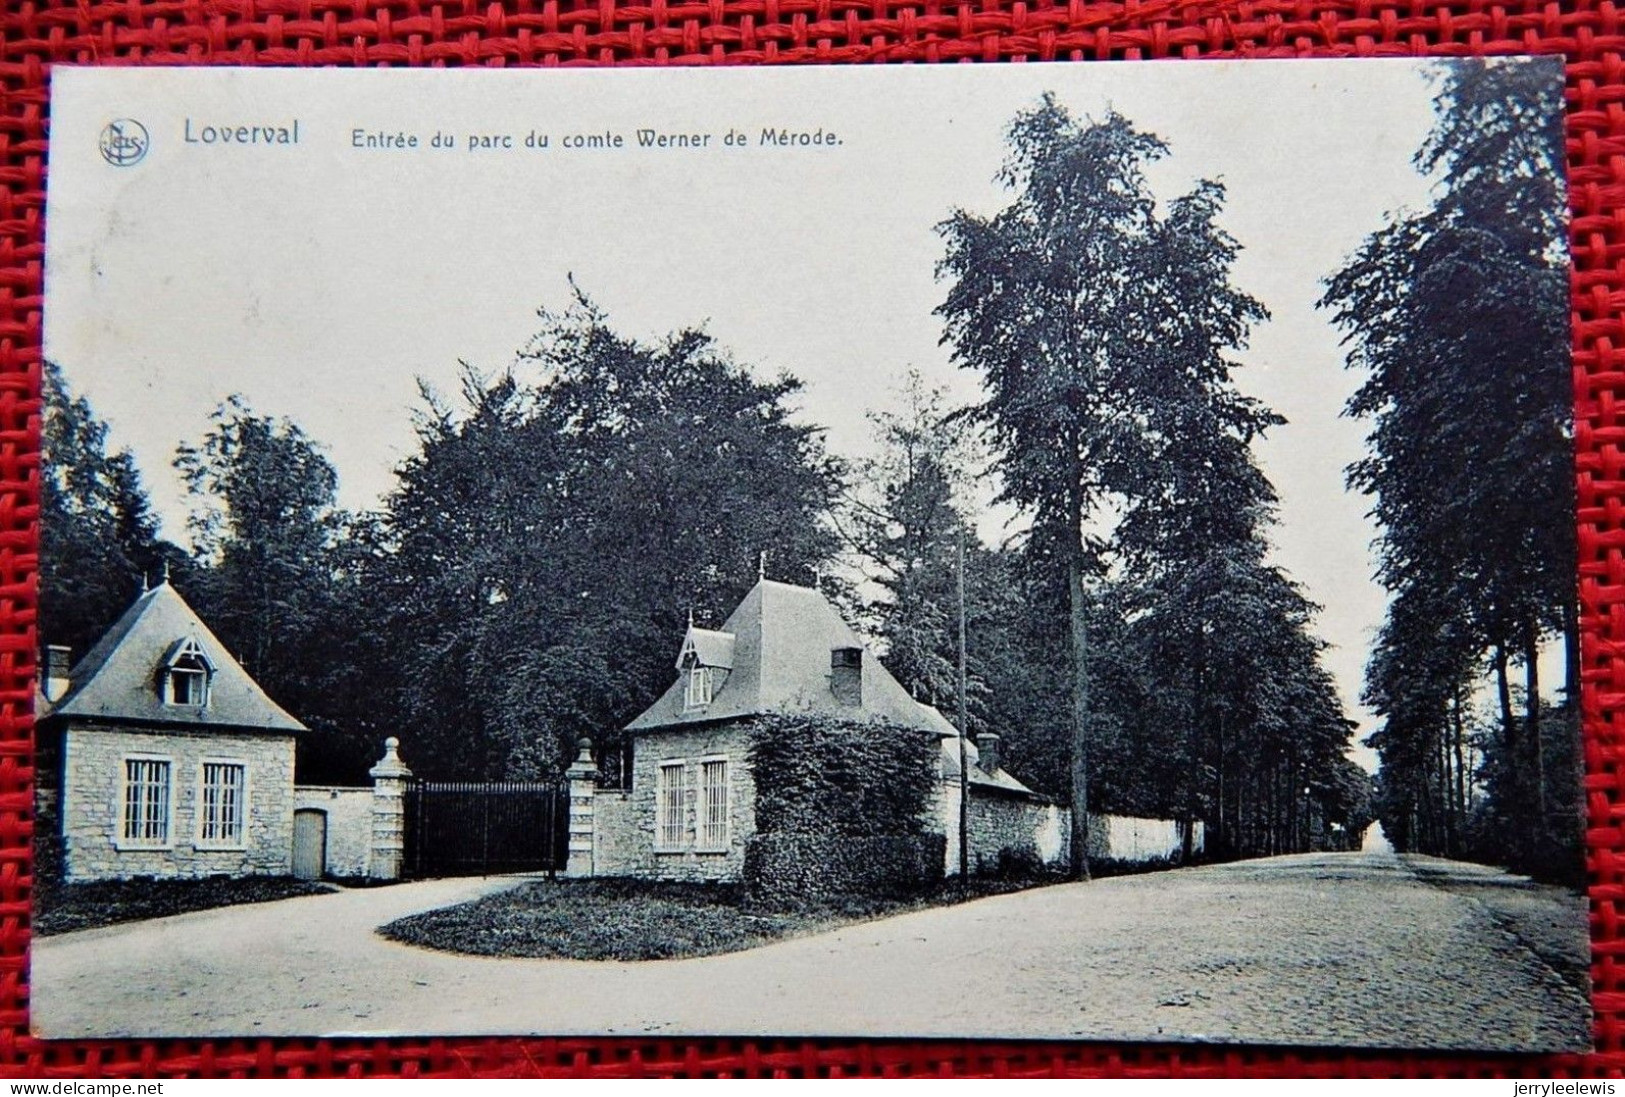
99,119 -> 149,166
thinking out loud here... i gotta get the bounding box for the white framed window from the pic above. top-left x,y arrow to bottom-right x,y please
684,666 -> 713,711
163,637 -> 213,708
656,761 -> 687,851
168,664 -> 206,705
119,756 -> 173,848
698,756 -> 729,851
197,760 -> 247,847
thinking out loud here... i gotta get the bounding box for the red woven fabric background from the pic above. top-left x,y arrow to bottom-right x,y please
0,0 -> 1617,1079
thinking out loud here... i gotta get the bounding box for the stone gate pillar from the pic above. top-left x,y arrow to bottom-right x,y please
564,737 -> 598,878
369,736 -> 413,880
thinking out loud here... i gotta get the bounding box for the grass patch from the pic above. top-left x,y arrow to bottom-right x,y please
379,873 -> 1066,961
35,875 -> 337,937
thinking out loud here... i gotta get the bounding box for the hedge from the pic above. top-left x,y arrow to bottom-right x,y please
743,832 -> 947,908
748,713 -> 939,837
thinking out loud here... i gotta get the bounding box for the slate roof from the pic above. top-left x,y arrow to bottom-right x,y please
941,732 -> 1050,798
42,583 -> 306,733
915,702 -> 1035,795
629,580 -> 933,732
678,626 -> 736,670
627,579 -> 1045,799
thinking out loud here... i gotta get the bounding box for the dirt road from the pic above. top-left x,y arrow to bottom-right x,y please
30,849 -> 1590,1051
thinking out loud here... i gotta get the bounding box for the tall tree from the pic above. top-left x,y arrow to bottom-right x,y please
368,369 -> 580,779
373,292 -> 844,779
844,370 -> 977,714
1103,177 -> 1314,852
176,397 -> 344,682
40,362 -> 172,658
841,378 -> 1073,800
174,398 -> 372,779
937,97 -> 1279,876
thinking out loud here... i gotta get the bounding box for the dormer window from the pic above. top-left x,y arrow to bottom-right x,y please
831,646 -> 863,706
676,624 -> 734,713
161,638 -> 214,708
685,665 -> 714,710
169,663 -> 206,705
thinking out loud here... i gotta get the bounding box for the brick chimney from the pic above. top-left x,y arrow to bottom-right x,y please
43,645 -> 72,703
975,732 -> 1002,775
830,646 -> 862,706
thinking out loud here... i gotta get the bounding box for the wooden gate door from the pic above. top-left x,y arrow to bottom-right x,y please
403,780 -> 569,879
292,809 -> 327,880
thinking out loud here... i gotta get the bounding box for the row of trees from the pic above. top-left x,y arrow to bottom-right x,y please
43,94 -> 1382,875
1320,59 -> 1580,881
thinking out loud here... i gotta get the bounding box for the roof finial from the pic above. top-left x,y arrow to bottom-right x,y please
813,564 -> 822,589
758,551 -> 767,582
687,606 -> 694,629
140,570 -> 149,594
160,559 -> 171,586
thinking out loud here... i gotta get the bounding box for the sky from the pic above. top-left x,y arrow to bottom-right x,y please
43,60 -> 1502,766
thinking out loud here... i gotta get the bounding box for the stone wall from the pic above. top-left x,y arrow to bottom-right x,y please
933,802 -> 1202,873
1085,814 -> 1204,864
595,724 -> 756,881
291,786 -> 373,877
965,790 -> 1070,874
931,779 -> 963,875
928,780 -> 1070,876
592,789 -> 641,876
61,725 -> 296,882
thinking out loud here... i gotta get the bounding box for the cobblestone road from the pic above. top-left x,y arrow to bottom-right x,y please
31,849 -> 1590,1050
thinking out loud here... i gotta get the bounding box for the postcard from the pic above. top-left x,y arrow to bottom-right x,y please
32,59 -> 1586,1050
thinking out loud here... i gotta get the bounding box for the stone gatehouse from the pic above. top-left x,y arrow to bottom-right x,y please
579,577 -> 1071,882
37,580 -> 411,884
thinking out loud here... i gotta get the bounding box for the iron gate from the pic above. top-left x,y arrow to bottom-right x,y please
404,779 -> 569,878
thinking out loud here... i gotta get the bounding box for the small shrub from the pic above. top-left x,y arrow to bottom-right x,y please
989,844 -> 1047,881
1091,854 -> 1177,879
744,832 -> 947,909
